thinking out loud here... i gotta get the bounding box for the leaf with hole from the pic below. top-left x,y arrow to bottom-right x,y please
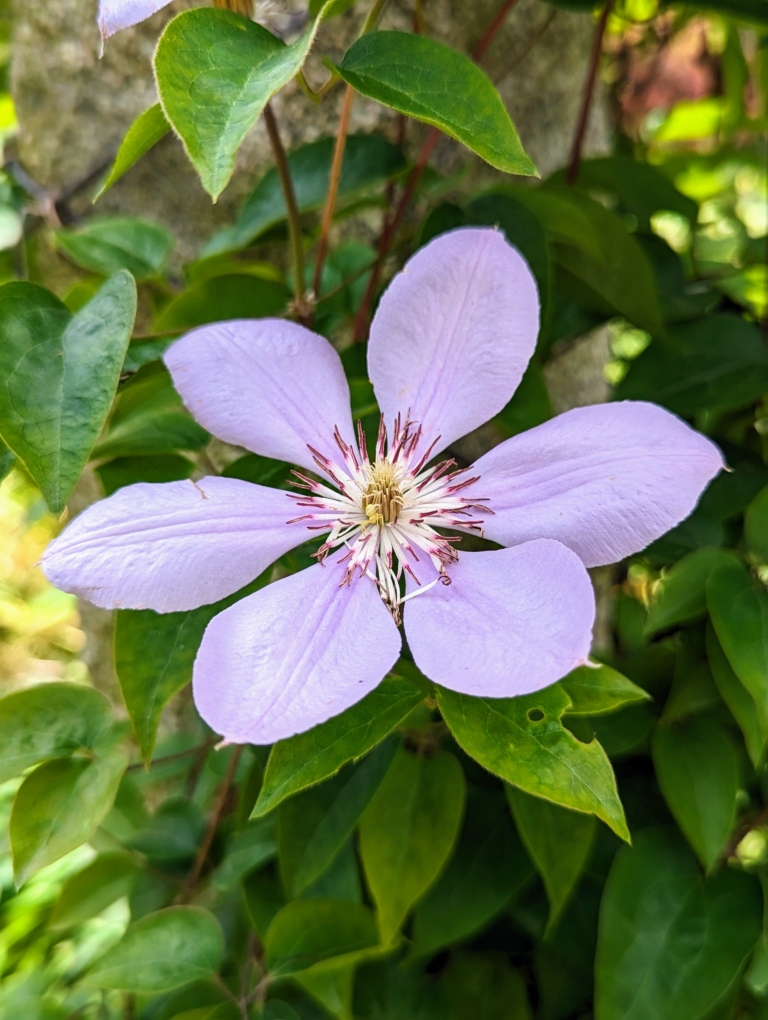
94,104 -> 171,201
337,32 -> 537,176
438,685 -> 628,840
0,273 -> 136,512
86,906 -> 225,992
359,747 -> 466,943
155,7 -> 332,199
11,746 -> 128,885
253,675 -> 424,817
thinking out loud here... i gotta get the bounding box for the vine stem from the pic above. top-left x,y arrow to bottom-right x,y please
264,102 -> 310,323
312,84 -> 356,308
566,0 -> 613,185
352,0 -> 521,342
177,745 -> 243,904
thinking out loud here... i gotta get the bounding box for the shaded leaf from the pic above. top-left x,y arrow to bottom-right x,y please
359,747 -> 466,943
438,686 -> 629,840
652,716 -> 738,870
337,32 -> 537,176
94,104 -> 171,200
253,675 -> 423,817
86,906 -> 224,992
0,273 -> 136,512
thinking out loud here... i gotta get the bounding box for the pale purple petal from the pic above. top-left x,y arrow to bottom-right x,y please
405,542 -> 594,697
367,228 -> 539,455
192,561 -> 402,744
471,401 -> 724,568
165,321 -> 356,475
42,477 -> 305,613
98,0 -> 173,39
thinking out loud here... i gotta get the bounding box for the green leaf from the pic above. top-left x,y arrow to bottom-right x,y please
54,218 -> 173,280
0,273 -> 137,513
337,32 -> 537,177
11,747 -> 128,885
707,559 -> 768,722
559,663 -> 650,717
96,454 -> 194,496
116,573 -> 271,762
94,104 -> 171,201
618,315 -> 768,415
359,747 -> 466,943
50,852 -> 138,929
595,828 -> 762,1020
644,548 -> 739,636
278,740 -> 396,896
411,787 -> 534,958
265,899 -> 379,977
253,675 -> 424,817
707,622 -> 767,767
155,273 -> 290,331
442,953 -> 532,1020
652,717 -> 738,871
746,483 -> 768,565
0,682 -> 113,782
156,8 -> 330,199
506,786 -> 595,933
87,906 -> 224,992
203,133 -> 406,256
438,686 -> 629,841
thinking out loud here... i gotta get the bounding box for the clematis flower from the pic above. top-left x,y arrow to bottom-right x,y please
43,228 -> 723,744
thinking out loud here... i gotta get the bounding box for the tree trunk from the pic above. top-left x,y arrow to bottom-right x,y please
10,0 -> 613,706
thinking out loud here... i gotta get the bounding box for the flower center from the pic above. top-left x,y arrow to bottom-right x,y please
287,415 -> 490,622
362,458 -> 404,526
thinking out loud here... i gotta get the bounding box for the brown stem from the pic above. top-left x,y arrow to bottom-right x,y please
264,103 -> 309,322
177,745 -> 243,903
351,0 -> 520,341
312,85 -> 356,307
566,0 -> 613,186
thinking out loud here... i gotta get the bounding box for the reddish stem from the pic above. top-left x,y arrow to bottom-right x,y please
566,0 -> 614,186
312,85 -> 356,308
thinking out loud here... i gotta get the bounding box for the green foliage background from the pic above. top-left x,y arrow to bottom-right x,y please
0,0 -> 767,1017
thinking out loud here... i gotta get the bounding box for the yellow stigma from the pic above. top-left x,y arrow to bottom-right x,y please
362,458 -> 404,526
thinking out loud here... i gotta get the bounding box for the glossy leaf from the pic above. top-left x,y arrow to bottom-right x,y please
278,741 -> 396,896
94,103 -> 171,200
359,747 -> 466,943
0,273 -> 136,512
0,683 -> 113,782
560,664 -> 650,717
706,622 -> 767,767
507,786 -> 595,932
54,218 -> 173,280
746,483 -> 768,565
644,548 -> 738,636
265,899 -> 379,977
50,852 -> 138,929
156,8 -> 330,199
11,747 -> 127,885
653,717 -> 738,870
438,686 -> 629,840
155,273 -> 290,331
595,828 -> 761,1020
707,559 -> 768,722
618,315 -> 768,415
87,906 -> 225,992
411,787 -> 534,958
203,133 -> 406,256
253,675 -> 424,817
337,32 -> 537,176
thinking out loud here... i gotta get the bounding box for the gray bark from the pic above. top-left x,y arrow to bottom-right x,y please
10,0 -> 613,706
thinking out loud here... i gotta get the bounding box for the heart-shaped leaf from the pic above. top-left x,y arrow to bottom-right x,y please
0,272 -> 136,512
